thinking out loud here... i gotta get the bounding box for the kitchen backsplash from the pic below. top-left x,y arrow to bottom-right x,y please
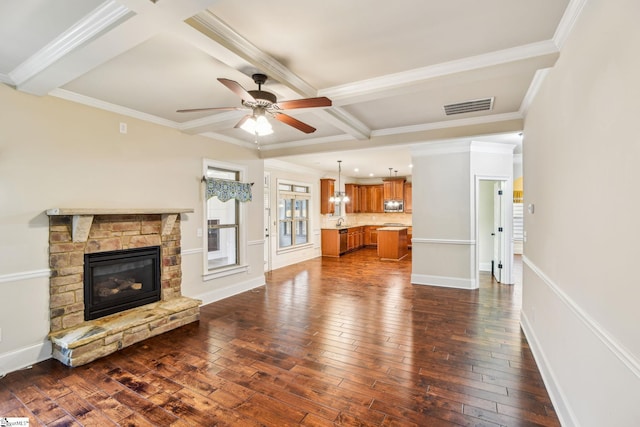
321,212 -> 412,228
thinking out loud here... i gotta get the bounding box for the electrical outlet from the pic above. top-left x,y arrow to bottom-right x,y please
119,122 -> 127,134
196,228 -> 203,237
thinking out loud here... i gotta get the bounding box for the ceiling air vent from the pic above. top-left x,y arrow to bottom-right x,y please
443,97 -> 494,115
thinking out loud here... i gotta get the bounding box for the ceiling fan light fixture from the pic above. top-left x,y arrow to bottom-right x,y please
240,114 -> 273,136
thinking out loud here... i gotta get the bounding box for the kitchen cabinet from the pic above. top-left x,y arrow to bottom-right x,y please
347,226 -> 365,251
377,227 -> 409,260
345,184 -> 360,213
359,186 -> 369,213
407,226 -> 413,247
324,225 -> 407,255
373,185 -> 384,212
404,183 -> 412,213
383,178 -> 405,200
364,226 -> 379,246
320,179 -> 335,214
322,226 -> 364,256
321,228 -> 341,257
354,185 -> 383,213
366,185 -> 384,213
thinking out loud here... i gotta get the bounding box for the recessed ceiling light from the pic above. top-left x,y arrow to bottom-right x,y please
369,173 -> 374,177
409,164 -> 413,168
354,168 -> 359,172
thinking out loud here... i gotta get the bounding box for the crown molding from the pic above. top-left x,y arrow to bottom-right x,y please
470,141 -> 516,154
189,11 -> 317,97
373,112 -> 523,137
10,1 -> 132,89
314,107 -> 371,140
50,88 -> 177,128
320,40 -> 559,105
177,110 -> 245,133
553,0 -> 589,50
519,68 -> 551,117
264,159 -> 324,176
411,140 -> 472,157
0,74 -> 13,85
199,132 -> 257,150
259,134 -> 355,153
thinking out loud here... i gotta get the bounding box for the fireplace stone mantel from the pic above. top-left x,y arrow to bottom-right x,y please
46,208 -> 194,242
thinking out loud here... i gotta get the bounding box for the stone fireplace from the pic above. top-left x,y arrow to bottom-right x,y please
46,208 -> 201,367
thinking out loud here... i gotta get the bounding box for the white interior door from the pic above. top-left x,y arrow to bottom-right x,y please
493,181 -> 504,282
264,172 -> 271,272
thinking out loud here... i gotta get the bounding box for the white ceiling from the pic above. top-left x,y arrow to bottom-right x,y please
0,0 -> 575,178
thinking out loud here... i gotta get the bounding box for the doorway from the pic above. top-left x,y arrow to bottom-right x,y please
476,177 -> 514,285
264,172 -> 272,272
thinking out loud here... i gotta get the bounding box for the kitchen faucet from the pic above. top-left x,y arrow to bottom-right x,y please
336,217 -> 344,227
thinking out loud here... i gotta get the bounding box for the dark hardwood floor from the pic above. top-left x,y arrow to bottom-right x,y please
0,249 -> 559,426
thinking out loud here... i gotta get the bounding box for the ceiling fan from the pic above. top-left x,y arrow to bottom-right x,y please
177,73 -> 332,135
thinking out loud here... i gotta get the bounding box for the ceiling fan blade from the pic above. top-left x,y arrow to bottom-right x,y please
218,78 -> 257,103
273,113 -> 316,134
177,106 -> 244,113
275,97 -> 332,110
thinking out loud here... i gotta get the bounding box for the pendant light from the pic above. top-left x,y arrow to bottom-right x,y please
329,160 -> 349,204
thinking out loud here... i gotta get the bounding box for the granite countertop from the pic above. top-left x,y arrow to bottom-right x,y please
377,226 -> 408,231
321,224 -> 411,230
321,225 -> 361,230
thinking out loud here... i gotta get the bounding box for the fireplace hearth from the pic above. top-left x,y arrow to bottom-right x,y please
84,246 -> 161,320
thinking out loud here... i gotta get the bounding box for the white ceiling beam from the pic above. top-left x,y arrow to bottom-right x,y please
14,0 -> 222,95
187,11 -> 319,97
187,10 -> 371,140
9,0 -> 131,89
320,40 -> 560,106
177,110 -> 245,134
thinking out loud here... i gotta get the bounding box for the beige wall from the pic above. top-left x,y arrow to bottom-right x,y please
410,141 -> 513,288
0,84 -> 265,374
410,147 -> 472,287
522,0 -> 640,424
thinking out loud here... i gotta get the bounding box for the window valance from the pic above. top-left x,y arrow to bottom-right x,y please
205,178 -> 253,202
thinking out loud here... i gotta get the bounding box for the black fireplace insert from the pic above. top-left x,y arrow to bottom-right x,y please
84,246 -> 161,320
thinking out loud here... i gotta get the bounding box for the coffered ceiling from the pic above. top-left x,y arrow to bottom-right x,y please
0,0 -> 578,177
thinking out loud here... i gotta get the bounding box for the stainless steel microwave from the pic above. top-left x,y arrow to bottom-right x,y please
384,200 -> 404,212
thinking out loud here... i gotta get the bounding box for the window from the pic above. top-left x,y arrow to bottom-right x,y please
277,181 -> 311,250
203,160 -> 248,278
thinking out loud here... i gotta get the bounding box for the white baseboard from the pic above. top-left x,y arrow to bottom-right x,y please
520,311 -> 577,427
479,261 -> 492,272
411,273 -> 477,289
193,275 -> 265,307
0,341 -> 52,377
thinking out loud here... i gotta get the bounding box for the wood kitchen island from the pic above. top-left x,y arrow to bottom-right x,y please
377,226 -> 409,260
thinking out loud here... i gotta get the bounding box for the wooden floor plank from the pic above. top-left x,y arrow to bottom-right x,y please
0,251 -> 560,426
